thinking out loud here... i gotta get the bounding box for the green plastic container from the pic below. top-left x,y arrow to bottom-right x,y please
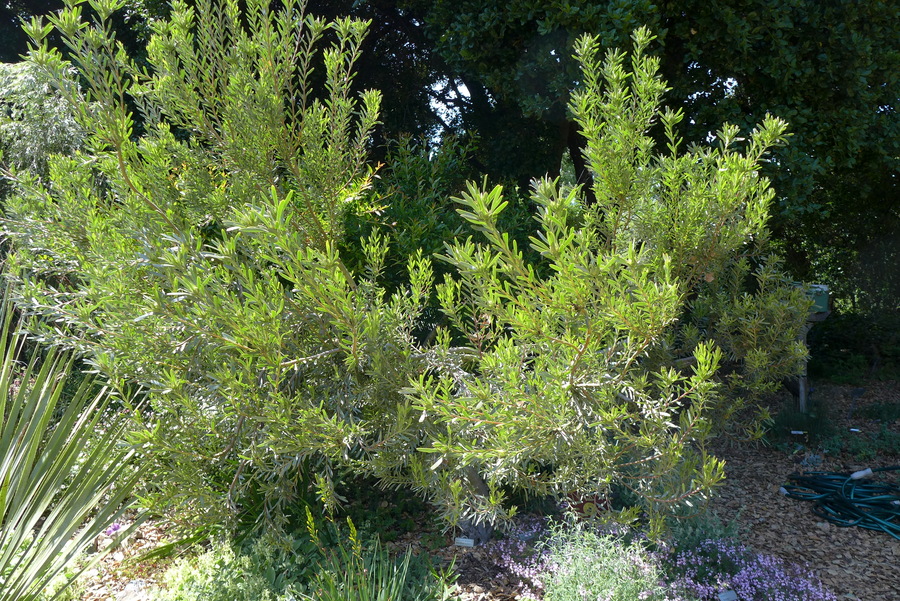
792,282 -> 829,313
806,284 -> 829,313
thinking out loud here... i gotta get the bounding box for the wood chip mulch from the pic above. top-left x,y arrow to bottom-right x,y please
705,381 -> 900,601
79,518 -> 171,601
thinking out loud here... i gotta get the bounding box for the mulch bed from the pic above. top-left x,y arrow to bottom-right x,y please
81,381 -> 900,601
705,381 -> 900,601
79,519 -> 171,601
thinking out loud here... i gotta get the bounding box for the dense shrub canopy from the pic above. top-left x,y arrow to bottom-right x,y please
1,0 -> 808,537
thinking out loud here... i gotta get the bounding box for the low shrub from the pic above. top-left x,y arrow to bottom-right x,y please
858,402 -> 900,424
151,513 -> 455,601
763,396 -> 836,449
489,517 -> 675,601
665,510 -> 744,554
819,425 -> 900,460
533,526 -> 671,601
151,539 -> 301,601
662,539 -> 837,601
490,514 -> 839,601
302,511 -> 455,601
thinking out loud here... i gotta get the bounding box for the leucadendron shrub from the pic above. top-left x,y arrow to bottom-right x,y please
3,4 -> 806,542
341,134 -> 538,295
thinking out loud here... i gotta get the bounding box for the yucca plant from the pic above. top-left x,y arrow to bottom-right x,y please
0,286 -> 144,601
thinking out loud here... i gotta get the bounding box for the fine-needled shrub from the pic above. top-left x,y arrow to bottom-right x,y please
395,29 -> 806,534
5,0 -> 396,534
3,5 -> 806,541
533,524 -> 671,601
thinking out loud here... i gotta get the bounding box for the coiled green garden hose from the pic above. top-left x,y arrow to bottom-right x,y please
780,467 -> 900,540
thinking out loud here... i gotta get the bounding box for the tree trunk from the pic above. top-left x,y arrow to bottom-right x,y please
459,466 -> 494,544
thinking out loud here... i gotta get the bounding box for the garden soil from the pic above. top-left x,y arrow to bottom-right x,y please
81,382 -> 900,601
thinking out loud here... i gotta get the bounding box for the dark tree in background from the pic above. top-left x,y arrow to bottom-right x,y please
653,1 -> 899,311
0,0 -> 63,62
296,0 -> 449,162
387,0 -> 899,309
1,0 -> 170,68
2,0 -> 898,309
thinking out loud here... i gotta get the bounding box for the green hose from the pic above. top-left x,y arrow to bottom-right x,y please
780,466 -> 900,540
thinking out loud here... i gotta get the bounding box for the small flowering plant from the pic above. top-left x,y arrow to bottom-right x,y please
488,516 -> 685,601
487,514 -> 839,601
487,516 -> 550,598
662,539 -> 838,601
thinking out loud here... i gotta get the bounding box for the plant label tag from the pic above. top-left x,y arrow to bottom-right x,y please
718,591 -> 738,601
454,537 -> 476,547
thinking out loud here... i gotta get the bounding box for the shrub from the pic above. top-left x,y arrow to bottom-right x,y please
3,3 -> 807,539
399,29 -> 804,533
151,535 -> 316,601
665,510 -> 743,554
342,135 -> 538,296
663,539 -> 837,601
808,312 -> 900,383
152,514 -> 455,601
302,510 -> 455,601
492,519 -> 677,601
6,0 -> 395,533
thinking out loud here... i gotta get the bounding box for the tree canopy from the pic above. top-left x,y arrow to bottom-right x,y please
299,0 -> 896,305
1,0 -> 897,307
0,0 -> 64,63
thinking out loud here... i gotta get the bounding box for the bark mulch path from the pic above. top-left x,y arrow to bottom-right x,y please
80,381 -> 900,601
705,381 -> 900,601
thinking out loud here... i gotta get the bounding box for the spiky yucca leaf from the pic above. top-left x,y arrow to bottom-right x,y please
0,289 -> 144,601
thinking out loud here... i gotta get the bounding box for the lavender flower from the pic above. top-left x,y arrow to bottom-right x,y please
663,539 -> 838,601
105,523 -> 122,537
483,512 -> 838,601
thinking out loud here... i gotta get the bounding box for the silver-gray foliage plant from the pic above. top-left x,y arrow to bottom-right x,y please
0,61 -> 84,176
